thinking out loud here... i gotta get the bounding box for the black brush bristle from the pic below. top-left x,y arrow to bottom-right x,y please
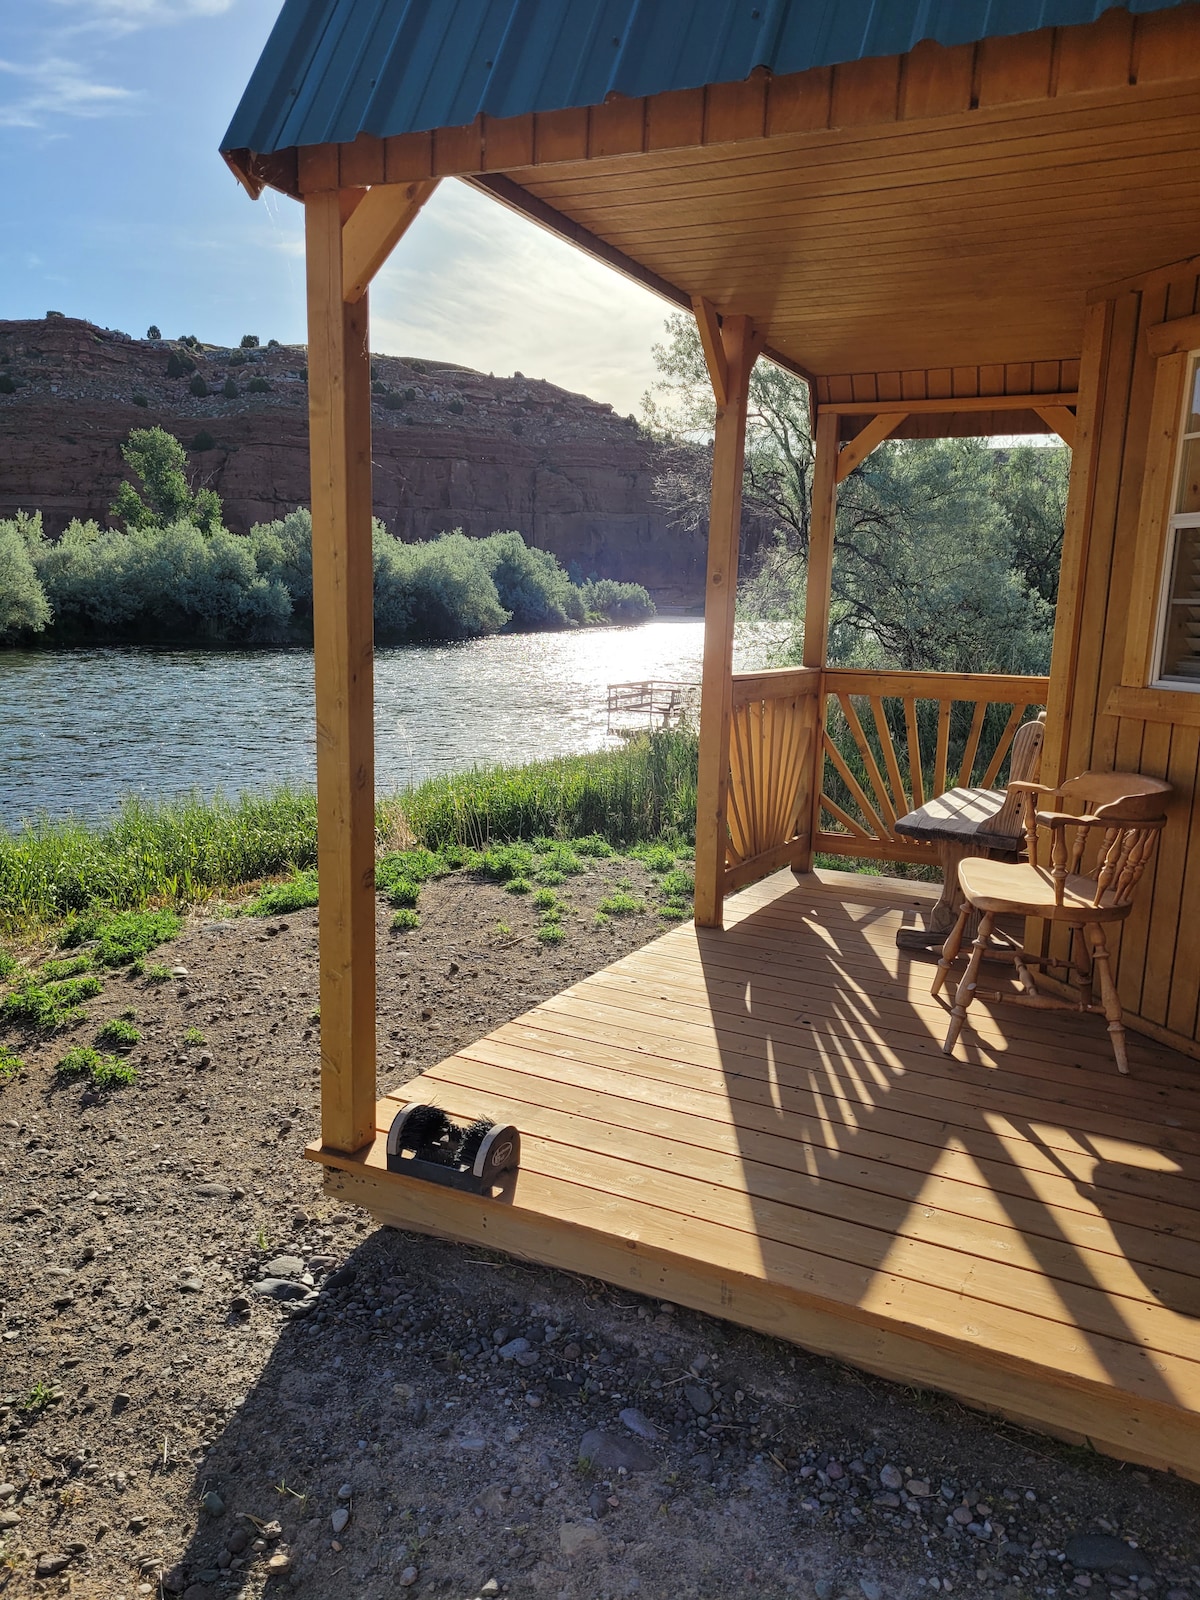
403,1104 -> 454,1153
457,1118 -> 495,1167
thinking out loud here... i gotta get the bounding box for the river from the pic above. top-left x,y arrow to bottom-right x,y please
0,620 -> 779,828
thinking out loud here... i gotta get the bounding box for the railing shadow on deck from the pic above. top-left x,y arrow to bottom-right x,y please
692,878 -> 1200,1415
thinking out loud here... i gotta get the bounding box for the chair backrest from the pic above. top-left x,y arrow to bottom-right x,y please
1022,770 -> 1171,908
989,714 -> 1046,837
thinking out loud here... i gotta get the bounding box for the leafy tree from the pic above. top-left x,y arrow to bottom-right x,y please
189,374 -> 209,398
146,325 -> 160,340
642,315 -> 1065,674
109,426 -> 222,536
222,378 -> 238,399
0,513 -> 51,640
240,334 -> 259,349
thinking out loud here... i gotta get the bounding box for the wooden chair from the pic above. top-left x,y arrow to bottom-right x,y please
931,771 -> 1171,1072
893,713 -> 1045,949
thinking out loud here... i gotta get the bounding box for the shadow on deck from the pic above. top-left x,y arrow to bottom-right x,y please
309,868 -> 1200,1481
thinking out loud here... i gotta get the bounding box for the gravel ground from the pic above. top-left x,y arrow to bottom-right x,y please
1,861 -> 1198,1600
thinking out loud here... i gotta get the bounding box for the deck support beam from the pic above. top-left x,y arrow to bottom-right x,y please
694,312 -> 761,928
791,409 -> 841,873
305,188 -> 378,1154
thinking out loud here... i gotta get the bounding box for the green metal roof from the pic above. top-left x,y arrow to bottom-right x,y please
223,1 -> 1188,157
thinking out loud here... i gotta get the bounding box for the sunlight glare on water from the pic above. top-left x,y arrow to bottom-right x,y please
0,620 -> 775,826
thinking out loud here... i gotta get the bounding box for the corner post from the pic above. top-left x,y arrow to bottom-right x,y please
794,408 -> 839,872
305,188 -> 377,1153
694,311 -> 759,929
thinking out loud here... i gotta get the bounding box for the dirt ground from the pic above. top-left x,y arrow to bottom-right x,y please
1,859 -> 1198,1600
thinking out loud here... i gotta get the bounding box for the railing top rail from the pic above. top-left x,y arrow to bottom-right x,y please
821,668 -> 1050,700
731,666 -> 822,706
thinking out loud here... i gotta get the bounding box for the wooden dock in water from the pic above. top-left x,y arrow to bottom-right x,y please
309,869 -> 1200,1481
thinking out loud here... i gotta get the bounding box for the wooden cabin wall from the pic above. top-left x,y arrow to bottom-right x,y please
1047,263 -> 1200,1059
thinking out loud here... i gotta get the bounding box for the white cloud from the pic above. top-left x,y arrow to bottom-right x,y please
369,181 -> 670,415
0,55 -> 136,128
47,0 -> 238,31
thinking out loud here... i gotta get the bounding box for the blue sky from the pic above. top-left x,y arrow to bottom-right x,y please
0,0 -> 668,413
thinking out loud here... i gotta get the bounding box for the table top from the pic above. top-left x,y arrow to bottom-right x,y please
894,785 -> 1021,846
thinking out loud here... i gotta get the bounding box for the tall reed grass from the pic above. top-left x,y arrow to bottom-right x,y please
0,729 -> 699,934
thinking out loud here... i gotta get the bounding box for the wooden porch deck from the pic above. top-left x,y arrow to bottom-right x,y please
309,869 -> 1200,1480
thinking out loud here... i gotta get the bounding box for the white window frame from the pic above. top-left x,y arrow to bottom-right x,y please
1150,349 -> 1200,693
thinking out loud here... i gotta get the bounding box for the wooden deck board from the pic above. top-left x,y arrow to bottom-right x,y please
308,868 -> 1200,1480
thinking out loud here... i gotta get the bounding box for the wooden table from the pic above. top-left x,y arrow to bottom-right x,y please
893,787 -> 1022,950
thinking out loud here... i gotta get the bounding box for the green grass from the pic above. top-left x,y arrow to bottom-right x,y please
630,843 -> 676,873
96,1017 -> 140,1049
140,963 -> 173,983
0,786 -> 319,934
596,891 -> 645,917
532,888 -> 559,910
1,731 -> 699,938
0,1044 -> 24,1081
658,868 -> 695,900
242,870 -> 319,917
657,902 -> 690,921
2,974 -> 103,1032
0,950 -> 17,981
61,907 -> 181,966
390,907 -> 420,931
57,1044 -> 136,1088
39,954 -> 92,981
504,877 -> 532,895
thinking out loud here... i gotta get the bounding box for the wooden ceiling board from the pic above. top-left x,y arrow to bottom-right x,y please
508,84 -> 1200,374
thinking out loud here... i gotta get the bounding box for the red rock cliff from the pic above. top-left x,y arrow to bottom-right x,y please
0,316 -> 707,605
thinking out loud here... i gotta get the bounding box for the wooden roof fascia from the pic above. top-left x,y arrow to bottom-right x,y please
461,172 -> 819,396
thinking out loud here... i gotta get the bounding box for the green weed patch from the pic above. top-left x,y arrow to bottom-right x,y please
0,1044 -> 24,1081
62,907 -> 181,966
56,1044 -> 136,1088
96,1017 -> 140,1049
242,870 -> 319,917
596,891 -> 645,917
2,974 -> 103,1031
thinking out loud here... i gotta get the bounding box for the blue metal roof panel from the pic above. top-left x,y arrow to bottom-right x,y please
222,0 -> 1190,156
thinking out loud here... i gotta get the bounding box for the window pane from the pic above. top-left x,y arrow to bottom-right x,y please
1177,436 -> 1200,514
1159,527 -> 1200,683
1189,358 -> 1200,434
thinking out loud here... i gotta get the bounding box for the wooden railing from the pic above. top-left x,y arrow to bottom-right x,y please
816,669 -> 1050,862
721,668 -> 821,894
607,679 -> 699,732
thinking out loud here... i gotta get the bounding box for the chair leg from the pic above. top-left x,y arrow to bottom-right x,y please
943,911 -> 995,1057
931,903 -> 970,999
1086,922 -> 1129,1074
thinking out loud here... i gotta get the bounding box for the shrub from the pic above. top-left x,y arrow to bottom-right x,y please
536,923 -> 565,945
532,888 -> 559,910
223,378 -> 238,399
146,325 -> 161,340
247,377 -> 270,394
189,374 -> 209,398
476,531 -> 580,630
166,352 -> 186,378
242,870 -> 318,916
580,577 -> 656,624
383,877 -> 420,909
228,350 -> 246,367
372,381 -> 387,396
0,373 -> 15,395
132,393 -> 149,407
372,529 -> 509,643
240,334 -> 259,349
191,430 -> 215,453
381,391 -> 404,410
504,877 -> 532,895
108,426 -> 221,535
0,515 -> 51,640
447,398 -> 464,415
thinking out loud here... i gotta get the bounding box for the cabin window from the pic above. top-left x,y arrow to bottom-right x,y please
1152,353 -> 1200,689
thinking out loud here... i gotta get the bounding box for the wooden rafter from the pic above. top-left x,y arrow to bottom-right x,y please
1034,405 -> 1078,447
693,296 -> 729,408
835,412 -> 906,482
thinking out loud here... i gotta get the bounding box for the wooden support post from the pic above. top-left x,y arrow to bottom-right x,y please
794,409 -> 840,872
306,188 -> 377,1154
835,411 -> 905,482
694,313 -> 760,929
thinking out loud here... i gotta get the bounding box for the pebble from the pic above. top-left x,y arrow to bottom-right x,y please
815,1581 -> 836,1600
35,1555 -> 72,1578
619,1407 -> 660,1441
0,1510 -> 19,1530
227,1529 -> 248,1555
684,1384 -> 713,1416
480,1583 -> 500,1597
861,1581 -> 883,1600
331,1506 -> 350,1535
262,1255 -> 305,1280
880,1463 -> 904,1490
579,1428 -> 656,1473
1065,1536 -> 1154,1577
0,1485 -> 14,1501
337,1482 -> 353,1500
908,1479 -> 931,1496
399,1567 -> 419,1587
251,1277 -> 311,1301
265,1551 -> 291,1574
200,1490 -> 224,1516
498,1337 -> 530,1361
178,1269 -> 203,1293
